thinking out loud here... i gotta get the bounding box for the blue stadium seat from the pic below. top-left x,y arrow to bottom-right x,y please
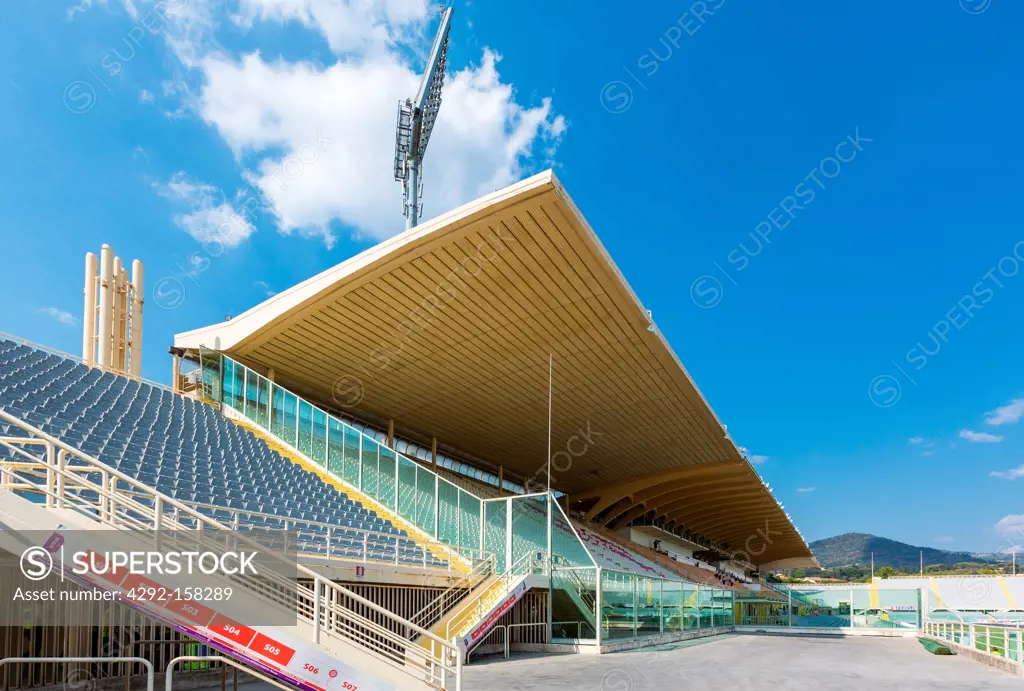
0,340 -> 447,569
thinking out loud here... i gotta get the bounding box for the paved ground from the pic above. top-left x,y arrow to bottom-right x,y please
461,634 -> 1022,691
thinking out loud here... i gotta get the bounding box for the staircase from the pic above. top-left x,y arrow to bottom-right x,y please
0,408 -> 461,691
418,552 -> 545,661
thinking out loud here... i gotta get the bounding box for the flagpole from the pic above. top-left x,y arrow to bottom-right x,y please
546,354 -> 552,493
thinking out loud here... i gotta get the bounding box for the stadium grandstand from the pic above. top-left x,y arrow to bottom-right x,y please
2,171 -> 1022,689
0,169 -> 824,689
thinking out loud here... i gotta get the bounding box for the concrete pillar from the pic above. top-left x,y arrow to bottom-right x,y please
431,437 -> 438,472
82,253 -> 98,366
387,419 -> 395,449
96,245 -> 114,368
129,259 -> 144,377
497,465 -> 503,497
171,354 -> 180,394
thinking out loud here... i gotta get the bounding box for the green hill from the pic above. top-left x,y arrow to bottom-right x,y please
809,533 -> 981,569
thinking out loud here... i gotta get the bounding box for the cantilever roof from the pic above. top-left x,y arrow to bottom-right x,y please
175,170 -> 814,567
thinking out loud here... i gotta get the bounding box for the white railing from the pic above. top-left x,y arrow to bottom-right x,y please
409,553 -> 495,632
923,617 -> 1024,665
0,408 -> 460,690
427,551 -> 544,660
157,498 -> 489,574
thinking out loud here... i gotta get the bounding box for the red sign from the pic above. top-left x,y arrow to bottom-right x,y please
248,633 -> 296,666
164,594 -> 216,626
208,615 -> 257,647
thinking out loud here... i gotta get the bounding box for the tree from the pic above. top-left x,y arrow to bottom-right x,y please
875,565 -> 898,579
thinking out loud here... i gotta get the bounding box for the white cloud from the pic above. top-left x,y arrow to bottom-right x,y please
985,399 -> 1024,427
38,307 -> 79,327
157,172 -> 255,248
200,47 -> 565,246
75,0 -> 567,249
960,429 -> 1004,444
737,445 -> 770,464
254,280 -> 276,297
994,515 -> 1024,540
934,536 -> 954,544
990,465 -> 1024,480
909,436 -> 924,444
922,450 -> 935,457
139,89 -> 155,104
233,0 -> 430,55
795,487 -> 815,493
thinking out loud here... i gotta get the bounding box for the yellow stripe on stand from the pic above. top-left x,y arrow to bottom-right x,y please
232,417 -> 468,573
999,577 -> 1017,610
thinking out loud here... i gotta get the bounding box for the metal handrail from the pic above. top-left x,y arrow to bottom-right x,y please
409,552 -> 495,632
923,617 -> 1024,665
165,656 -> 290,691
164,498 -> 488,573
0,658 -> 153,691
0,409 -> 459,688
505,622 -> 547,658
439,550 -> 540,653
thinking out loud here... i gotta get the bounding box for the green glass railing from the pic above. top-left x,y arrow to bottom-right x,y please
199,349 -> 484,553
599,568 -> 735,642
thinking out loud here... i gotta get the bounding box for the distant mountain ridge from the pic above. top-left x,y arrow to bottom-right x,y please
809,533 -> 996,569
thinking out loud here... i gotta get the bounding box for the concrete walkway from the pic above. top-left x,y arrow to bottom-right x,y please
460,634 -> 1022,690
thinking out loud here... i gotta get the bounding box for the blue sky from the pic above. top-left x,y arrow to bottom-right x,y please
2,0 -> 1022,555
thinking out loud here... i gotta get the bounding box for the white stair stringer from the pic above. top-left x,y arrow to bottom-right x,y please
0,409 -> 460,691
415,552 -> 546,663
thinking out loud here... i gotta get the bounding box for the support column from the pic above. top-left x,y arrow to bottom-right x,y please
497,465 -> 504,497
96,245 -> 114,369
129,259 -> 144,377
431,437 -> 438,472
82,253 -> 98,366
387,419 -> 394,449
171,354 -> 181,394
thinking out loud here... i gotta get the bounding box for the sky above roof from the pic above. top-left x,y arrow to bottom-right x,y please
2,0 -> 1022,556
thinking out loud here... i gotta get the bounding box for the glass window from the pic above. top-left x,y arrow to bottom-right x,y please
244,368 -> 259,422
220,358 -> 234,409
199,348 -> 222,403
790,588 -> 850,628
327,417 -> 345,477
601,570 -> 636,640
343,425 -> 361,486
311,408 -> 327,464
398,457 -> 418,522
459,491 -> 480,552
637,577 -> 661,636
681,585 -> 699,630
378,446 -> 397,510
256,377 -> 270,429
484,499 -> 507,573
662,581 -> 682,633
551,567 -> 598,641
271,384 -> 285,438
416,467 -> 436,536
297,400 -> 313,456
551,496 -> 594,567
509,494 -> 547,567
361,437 -> 379,498
283,391 -> 297,447
437,480 -> 459,546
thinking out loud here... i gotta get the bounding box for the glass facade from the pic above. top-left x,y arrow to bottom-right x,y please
201,349 -> 757,647
203,350 -> 487,553
735,584 -> 925,631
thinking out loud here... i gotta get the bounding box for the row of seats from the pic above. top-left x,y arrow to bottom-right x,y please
0,340 -> 447,569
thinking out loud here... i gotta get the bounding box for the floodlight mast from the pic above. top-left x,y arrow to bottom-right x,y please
394,4 -> 453,230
